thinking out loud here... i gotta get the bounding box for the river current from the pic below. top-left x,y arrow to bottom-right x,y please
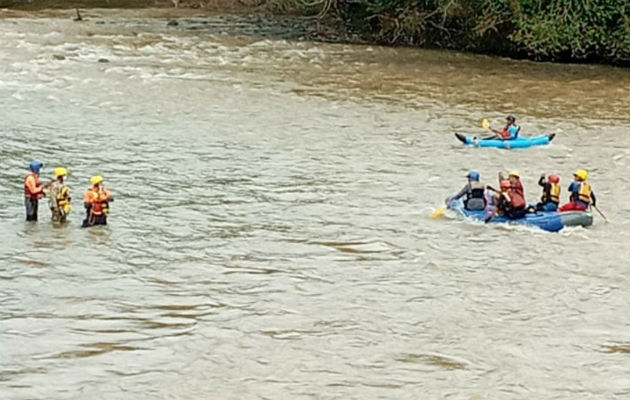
1,9 -> 629,400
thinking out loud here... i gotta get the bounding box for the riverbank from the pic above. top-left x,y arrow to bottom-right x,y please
0,1 -> 360,45
2,0 -> 628,66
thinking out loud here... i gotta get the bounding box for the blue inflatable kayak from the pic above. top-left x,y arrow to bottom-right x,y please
454,133 -> 555,149
447,199 -> 592,232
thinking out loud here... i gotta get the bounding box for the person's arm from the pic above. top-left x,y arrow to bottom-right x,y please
105,189 -> 113,202
25,176 -> 43,195
49,186 -> 59,209
538,175 -> 546,187
84,191 -> 93,209
446,184 -> 468,204
452,184 -> 470,200
591,191 -> 596,207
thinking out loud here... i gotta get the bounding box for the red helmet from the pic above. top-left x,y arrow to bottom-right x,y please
548,174 -> 560,184
500,179 -> 511,190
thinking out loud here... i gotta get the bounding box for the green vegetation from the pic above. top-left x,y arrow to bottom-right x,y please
324,0 -> 630,65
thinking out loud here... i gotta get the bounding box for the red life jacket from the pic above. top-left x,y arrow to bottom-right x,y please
510,189 -> 526,208
24,173 -> 43,199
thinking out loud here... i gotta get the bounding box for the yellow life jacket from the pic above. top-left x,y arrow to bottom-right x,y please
578,182 -> 591,204
549,183 -> 561,203
57,186 -> 71,215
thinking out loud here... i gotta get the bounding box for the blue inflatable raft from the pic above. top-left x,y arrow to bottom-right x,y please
454,133 -> 555,149
447,199 -> 592,232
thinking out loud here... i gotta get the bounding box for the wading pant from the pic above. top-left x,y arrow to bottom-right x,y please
25,198 -> 38,221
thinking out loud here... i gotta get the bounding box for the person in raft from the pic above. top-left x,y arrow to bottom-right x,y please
82,175 -> 113,227
445,170 -> 487,211
536,173 -> 561,212
499,170 -> 526,203
559,169 -> 596,212
491,179 -> 527,220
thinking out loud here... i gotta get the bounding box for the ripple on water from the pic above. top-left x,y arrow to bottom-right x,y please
0,12 -> 628,400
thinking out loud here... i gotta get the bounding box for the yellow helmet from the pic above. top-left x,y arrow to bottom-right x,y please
574,169 -> 588,180
90,175 -> 104,185
54,167 -> 68,178
508,170 -> 520,178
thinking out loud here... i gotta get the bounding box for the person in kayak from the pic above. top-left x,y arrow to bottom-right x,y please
445,170 -> 487,211
48,167 -> 71,223
488,115 -> 520,140
491,179 -> 527,219
82,175 -> 113,227
536,173 -> 561,211
24,161 -> 50,221
559,169 -> 596,212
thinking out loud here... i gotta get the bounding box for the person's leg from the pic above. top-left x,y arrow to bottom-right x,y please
559,202 -> 586,212
25,198 -> 37,221
544,202 -> 558,212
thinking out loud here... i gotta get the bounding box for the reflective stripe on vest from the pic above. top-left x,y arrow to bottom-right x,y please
578,182 -> 591,204
57,186 -> 71,214
91,190 -> 103,215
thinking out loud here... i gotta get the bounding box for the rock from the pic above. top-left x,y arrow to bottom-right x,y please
97,58 -> 109,63
167,20 -> 179,26
52,54 -> 65,61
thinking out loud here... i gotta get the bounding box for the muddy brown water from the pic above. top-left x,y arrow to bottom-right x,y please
1,10 -> 628,399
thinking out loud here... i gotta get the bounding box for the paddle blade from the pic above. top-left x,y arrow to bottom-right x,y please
480,118 -> 490,129
431,205 -> 447,219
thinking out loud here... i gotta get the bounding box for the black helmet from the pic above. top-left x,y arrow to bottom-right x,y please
506,115 -> 516,121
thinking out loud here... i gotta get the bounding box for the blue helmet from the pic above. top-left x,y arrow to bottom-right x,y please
29,161 -> 43,172
466,170 -> 480,181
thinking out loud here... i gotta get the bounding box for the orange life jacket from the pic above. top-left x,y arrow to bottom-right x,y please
84,187 -> 111,216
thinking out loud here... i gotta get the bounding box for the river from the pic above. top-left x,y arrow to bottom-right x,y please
1,9 -> 629,400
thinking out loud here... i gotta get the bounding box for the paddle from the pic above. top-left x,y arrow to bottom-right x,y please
430,205 -> 447,219
476,119 -> 498,140
592,205 -> 609,223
